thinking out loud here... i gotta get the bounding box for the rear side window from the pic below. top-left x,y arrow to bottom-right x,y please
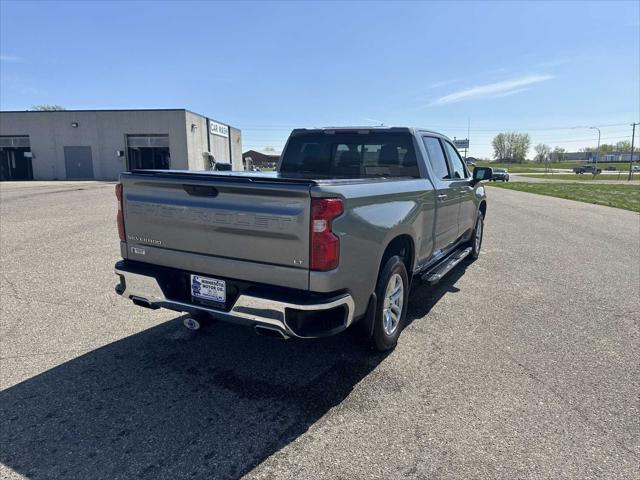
443,141 -> 468,179
280,132 -> 419,179
422,137 -> 450,180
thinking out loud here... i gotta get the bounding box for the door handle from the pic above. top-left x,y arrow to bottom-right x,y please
183,185 -> 219,197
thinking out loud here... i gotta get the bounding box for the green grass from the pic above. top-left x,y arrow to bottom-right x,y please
474,160 -> 634,174
488,182 -> 640,212
517,173 -> 638,181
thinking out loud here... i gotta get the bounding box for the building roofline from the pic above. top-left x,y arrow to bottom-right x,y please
1,108 -> 189,113
242,149 -> 280,154
0,108 -> 237,129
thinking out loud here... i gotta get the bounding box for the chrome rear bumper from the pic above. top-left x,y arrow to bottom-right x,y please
115,265 -> 355,339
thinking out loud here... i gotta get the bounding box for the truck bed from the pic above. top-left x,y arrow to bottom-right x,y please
131,169 -> 403,186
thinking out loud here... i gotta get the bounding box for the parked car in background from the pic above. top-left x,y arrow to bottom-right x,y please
491,168 -> 509,182
573,165 -> 602,174
114,127 -> 490,351
631,165 -> 640,173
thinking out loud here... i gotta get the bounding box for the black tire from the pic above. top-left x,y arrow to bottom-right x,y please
469,210 -> 484,260
371,256 -> 409,351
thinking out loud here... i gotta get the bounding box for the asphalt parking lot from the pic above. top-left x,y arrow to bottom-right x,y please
1,181 -> 638,479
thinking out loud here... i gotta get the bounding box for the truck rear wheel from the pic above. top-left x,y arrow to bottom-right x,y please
469,211 -> 484,260
371,256 -> 409,351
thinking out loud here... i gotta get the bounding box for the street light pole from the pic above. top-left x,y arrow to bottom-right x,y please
590,126 -> 601,173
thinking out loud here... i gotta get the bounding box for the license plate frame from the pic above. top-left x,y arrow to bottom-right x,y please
190,274 -> 226,304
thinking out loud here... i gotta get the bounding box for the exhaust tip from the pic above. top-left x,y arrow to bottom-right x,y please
254,325 -> 288,339
131,296 -> 159,310
183,316 -> 201,331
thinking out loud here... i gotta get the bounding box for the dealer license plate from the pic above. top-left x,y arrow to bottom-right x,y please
190,275 -> 226,303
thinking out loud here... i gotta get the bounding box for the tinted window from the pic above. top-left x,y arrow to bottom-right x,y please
444,141 -> 468,179
422,136 -> 450,180
280,132 -> 419,178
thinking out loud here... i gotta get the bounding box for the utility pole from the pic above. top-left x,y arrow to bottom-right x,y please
590,126 -> 601,173
628,123 -> 637,181
465,118 -> 470,160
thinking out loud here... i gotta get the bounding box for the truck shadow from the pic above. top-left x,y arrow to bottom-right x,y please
406,259 -> 469,324
0,264 -> 467,480
0,318 -> 388,480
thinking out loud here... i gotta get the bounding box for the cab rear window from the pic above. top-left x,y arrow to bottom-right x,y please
280,132 -> 419,178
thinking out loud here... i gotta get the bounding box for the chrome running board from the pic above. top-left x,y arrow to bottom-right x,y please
421,247 -> 472,285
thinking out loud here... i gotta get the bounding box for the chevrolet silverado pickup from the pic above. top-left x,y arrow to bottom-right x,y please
114,127 -> 491,351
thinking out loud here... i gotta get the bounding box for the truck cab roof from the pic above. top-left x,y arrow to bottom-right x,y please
290,126 -> 451,141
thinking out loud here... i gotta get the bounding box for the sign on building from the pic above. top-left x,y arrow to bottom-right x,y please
210,120 -> 229,138
453,138 -> 469,149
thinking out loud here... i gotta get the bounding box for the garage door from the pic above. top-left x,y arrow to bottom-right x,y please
126,135 -> 170,170
64,146 -> 94,179
0,136 -> 33,181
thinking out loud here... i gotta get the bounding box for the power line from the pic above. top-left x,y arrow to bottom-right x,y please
237,121 -> 634,133
484,134 -> 629,141
457,122 -> 631,132
243,134 -> 631,145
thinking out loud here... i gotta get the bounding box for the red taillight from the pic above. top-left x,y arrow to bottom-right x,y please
310,197 -> 343,271
115,183 -> 126,242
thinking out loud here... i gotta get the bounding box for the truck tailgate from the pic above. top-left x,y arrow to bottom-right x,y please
121,172 -> 312,271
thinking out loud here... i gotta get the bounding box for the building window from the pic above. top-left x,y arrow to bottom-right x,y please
126,135 -> 170,170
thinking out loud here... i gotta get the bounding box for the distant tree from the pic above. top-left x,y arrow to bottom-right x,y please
492,132 -> 530,163
534,143 -> 551,163
513,133 -> 531,163
492,133 -> 507,161
31,104 -> 66,111
581,143 -> 616,155
552,146 -> 566,163
615,140 -> 632,152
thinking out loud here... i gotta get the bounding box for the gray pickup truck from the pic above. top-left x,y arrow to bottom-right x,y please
114,127 -> 491,351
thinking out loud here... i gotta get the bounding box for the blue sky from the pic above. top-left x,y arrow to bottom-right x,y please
1,0 -> 638,158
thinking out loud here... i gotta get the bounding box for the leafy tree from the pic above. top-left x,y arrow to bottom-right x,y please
534,143 -> 551,163
492,132 -> 530,163
615,140 -> 632,152
552,146 -> 566,163
581,143 -> 625,155
31,104 -> 66,111
492,133 -> 507,161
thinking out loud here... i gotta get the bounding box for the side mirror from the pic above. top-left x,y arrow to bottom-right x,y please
472,166 -> 493,183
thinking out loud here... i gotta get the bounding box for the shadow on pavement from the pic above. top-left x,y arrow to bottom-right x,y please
1,318 -> 387,480
0,264 -> 468,480
406,259 -> 469,324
